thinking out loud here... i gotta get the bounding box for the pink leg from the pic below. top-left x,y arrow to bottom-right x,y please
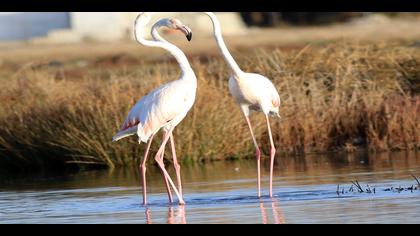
160,132 -> 173,203
170,133 -> 183,197
245,116 -> 262,198
154,127 -> 185,205
140,134 -> 155,206
265,115 -> 277,198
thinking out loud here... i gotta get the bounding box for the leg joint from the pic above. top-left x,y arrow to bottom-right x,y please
271,147 -> 277,155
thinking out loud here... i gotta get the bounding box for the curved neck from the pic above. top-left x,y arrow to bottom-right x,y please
150,21 -> 167,43
134,14 -> 194,78
204,12 -> 243,76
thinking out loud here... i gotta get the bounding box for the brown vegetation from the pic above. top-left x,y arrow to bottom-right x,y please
0,40 -> 419,172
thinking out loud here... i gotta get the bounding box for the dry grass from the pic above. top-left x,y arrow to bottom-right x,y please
0,40 -> 419,172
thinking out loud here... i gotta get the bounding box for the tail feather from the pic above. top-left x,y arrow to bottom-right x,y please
112,125 -> 152,144
112,127 -> 137,142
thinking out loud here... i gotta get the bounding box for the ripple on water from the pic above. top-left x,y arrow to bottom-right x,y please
1,153 -> 420,223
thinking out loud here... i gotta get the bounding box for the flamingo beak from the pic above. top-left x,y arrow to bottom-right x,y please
186,31 -> 193,42
178,26 -> 192,42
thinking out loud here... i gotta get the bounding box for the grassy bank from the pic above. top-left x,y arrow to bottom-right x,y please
0,41 -> 419,172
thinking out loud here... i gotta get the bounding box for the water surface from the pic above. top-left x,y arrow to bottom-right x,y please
1,152 -> 419,224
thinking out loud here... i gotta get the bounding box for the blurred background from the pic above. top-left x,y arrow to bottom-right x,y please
1,12 -> 420,44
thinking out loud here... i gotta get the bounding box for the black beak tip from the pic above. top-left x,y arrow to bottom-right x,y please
186,32 -> 192,42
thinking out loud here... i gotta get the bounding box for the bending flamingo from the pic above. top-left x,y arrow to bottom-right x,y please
113,13 -> 195,205
204,12 -> 281,198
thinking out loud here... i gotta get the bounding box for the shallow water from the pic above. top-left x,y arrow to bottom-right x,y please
1,152 -> 420,224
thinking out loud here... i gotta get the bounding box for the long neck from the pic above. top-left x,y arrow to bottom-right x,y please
134,15 -> 194,78
151,23 -> 167,43
204,12 -> 243,76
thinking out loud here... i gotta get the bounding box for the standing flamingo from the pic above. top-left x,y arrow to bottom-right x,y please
203,12 -> 281,198
112,13 -> 195,206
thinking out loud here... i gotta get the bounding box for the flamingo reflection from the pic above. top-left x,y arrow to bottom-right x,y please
145,207 -> 153,224
259,198 -> 286,224
145,205 -> 186,224
167,205 -> 187,224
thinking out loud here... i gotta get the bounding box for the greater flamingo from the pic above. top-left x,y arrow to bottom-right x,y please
203,12 -> 281,198
113,13 -> 196,205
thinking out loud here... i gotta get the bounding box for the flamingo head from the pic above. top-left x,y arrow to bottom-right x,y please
166,18 -> 193,41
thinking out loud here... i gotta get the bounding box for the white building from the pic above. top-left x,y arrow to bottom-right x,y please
0,12 -> 247,43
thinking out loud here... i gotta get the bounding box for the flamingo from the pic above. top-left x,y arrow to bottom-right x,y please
203,12 -> 281,198
112,13 -> 196,206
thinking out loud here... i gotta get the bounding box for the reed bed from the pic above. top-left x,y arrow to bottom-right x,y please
0,41 -> 419,172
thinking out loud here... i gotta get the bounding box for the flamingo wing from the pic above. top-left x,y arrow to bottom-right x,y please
114,80 -> 192,143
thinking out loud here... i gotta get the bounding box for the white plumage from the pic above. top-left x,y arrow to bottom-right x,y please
113,79 -> 196,143
204,12 -> 281,198
113,13 -> 195,206
229,73 -> 280,117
